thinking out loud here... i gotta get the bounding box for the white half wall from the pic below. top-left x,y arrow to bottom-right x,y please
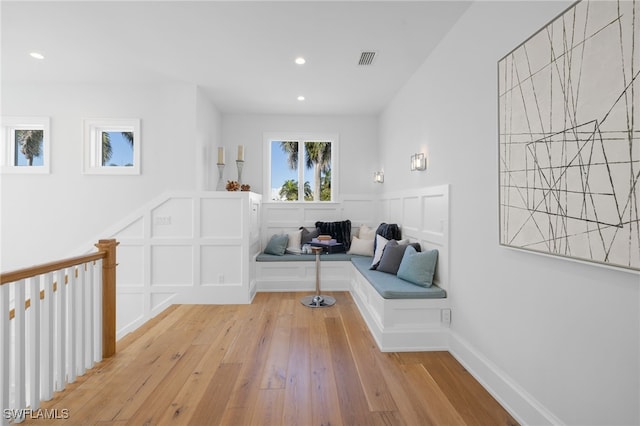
379,2 -> 640,425
98,191 -> 261,339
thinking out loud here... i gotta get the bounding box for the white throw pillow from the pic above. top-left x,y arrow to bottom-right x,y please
371,234 -> 389,267
358,224 -> 376,240
286,229 -> 303,254
347,236 -> 374,256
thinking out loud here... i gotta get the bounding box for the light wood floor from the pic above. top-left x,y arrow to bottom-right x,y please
24,292 -> 518,425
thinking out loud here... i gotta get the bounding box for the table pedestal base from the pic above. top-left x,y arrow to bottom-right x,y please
301,246 -> 336,308
300,294 -> 336,308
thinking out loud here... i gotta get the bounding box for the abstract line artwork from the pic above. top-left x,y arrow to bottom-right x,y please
498,0 -> 639,271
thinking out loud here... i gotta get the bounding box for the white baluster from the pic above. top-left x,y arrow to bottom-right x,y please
67,267 -> 76,383
14,281 -> 25,423
28,277 -> 41,411
85,262 -> 94,369
41,273 -> 54,401
55,269 -> 65,391
76,265 -> 85,377
94,259 -> 102,362
0,284 -> 10,426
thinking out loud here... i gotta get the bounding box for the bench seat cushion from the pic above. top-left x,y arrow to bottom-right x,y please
350,256 -> 446,299
256,253 -> 355,262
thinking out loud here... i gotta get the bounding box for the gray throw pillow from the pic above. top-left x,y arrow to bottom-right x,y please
376,240 -> 421,275
264,234 -> 289,256
300,227 -> 320,245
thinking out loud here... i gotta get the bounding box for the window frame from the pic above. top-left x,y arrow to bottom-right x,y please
1,116 -> 51,174
263,132 -> 338,203
83,118 -> 141,175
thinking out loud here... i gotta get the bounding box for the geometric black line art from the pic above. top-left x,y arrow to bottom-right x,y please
498,0 -> 640,271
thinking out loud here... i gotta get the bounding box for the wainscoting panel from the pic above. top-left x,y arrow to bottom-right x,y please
151,197 -> 194,239
261,195 -> 377,248
83,191 -> 261,339
150,245 -> 194,286
201,197 -> 243,239
200,245 -> 242,285
116,244 -> 144,287
115,293 -> 145,334
379,185 -> 450,291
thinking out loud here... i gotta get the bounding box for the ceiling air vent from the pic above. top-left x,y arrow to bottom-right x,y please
358,51 -> 377,66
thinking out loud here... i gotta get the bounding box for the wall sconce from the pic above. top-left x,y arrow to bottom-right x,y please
374,171 -> 384,183
410,153 -> 427,171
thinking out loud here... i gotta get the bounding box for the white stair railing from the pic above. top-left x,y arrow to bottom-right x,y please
0,239 -> 117,424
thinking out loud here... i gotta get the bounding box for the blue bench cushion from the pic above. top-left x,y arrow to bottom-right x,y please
350,256 -> 446,299
256,253 -> 355,262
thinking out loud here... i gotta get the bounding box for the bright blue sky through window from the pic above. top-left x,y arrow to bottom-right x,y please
105,132 -> 134,166
270,140 -> 314,200
14,146 -> 43,166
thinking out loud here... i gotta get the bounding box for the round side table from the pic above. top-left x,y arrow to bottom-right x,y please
300,246 -> 336,308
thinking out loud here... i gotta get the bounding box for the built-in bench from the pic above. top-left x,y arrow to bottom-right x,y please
254,252 -> 356,292
350,256 -> 445,299
254,184 -> 451,352
255,251 -> 449,352
255,253 -> 354,262
349,256 -> 449,352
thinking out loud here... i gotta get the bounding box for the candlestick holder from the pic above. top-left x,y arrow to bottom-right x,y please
216,163 -> 225,191
236,160 -> 244,184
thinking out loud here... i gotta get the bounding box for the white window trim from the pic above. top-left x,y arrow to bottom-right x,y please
1,116 -> 51,174
263,132 -> 338,203
83,118 -> 141,175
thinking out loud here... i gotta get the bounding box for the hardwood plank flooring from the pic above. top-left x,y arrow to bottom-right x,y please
22,292 -> 518,426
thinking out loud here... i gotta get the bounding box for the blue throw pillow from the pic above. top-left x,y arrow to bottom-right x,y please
397,245 -> 438,287
264,234 -> 289,256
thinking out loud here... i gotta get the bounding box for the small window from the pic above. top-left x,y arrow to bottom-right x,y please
265,134 -> 335,202
1,116 -> 50,174
83,118 -> 140,175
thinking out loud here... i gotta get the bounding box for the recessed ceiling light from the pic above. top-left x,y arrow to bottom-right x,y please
30,52 -> 45,60
295,57 -> 306,65
297,96 -> 305,101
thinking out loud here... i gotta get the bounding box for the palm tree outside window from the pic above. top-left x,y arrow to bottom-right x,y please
83,118 -> 140,175
1,116 -> 50,174
15,129 -> 44,166
270,138 -> 333,202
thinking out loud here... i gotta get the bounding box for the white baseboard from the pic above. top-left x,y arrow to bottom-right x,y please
448,331 -> 564,426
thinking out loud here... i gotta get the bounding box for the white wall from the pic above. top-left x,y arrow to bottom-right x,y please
196,87 -> 222,191
1,82 -> 201,270
380,2 -> 639,425
221,114 -> 380,198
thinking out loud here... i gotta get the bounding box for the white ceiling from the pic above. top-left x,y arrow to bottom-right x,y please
1,1 -> 471,115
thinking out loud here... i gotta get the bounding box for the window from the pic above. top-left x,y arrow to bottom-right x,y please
1,116 -> 50,174
265,134 -> 336,202
83,118 -> 140,175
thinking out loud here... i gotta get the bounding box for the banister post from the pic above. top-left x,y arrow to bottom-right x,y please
95,239 -> 118,358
